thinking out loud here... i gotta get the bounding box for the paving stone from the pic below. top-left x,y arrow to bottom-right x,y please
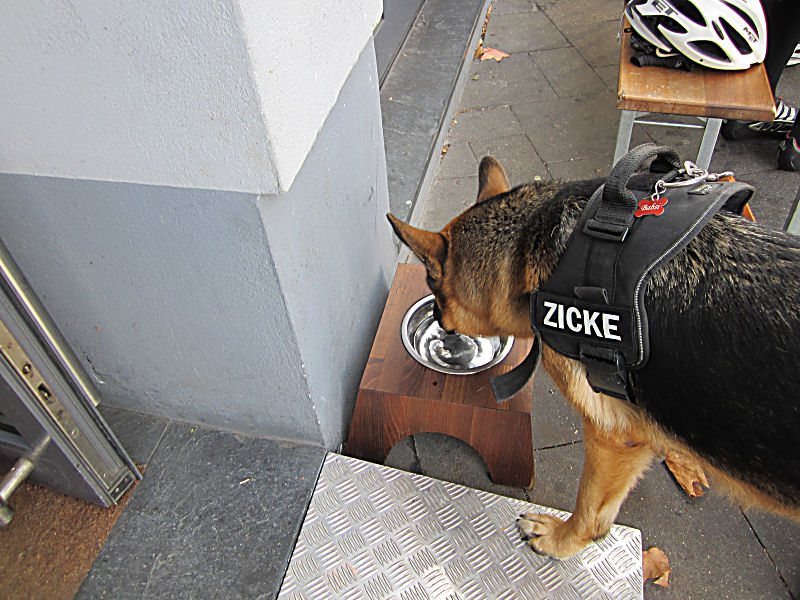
618,463 -> 794,600
484,10 -> 568,54
78,425 -> 325,600
710,134 -> 787,177
382,0 -> 488,110
381,95 -> 442,220
545,123 -> 666,180
775,68 -> 800,104
383,49 -> 463,116
635,117 -> 715,165
594,63 -> 620,91
528,442 -> 584,512
532,46 -> 608,98
633,116 -> 792,187
567,18 -> 623,69
384,435 -> 419,472
744,509 -> 800,598
381,95 -> 441,139
512,91 -> 623,163
536,0 -> 622,35
381,0 -> 488,224
546,156 -> 622,181
446,105 -> 523,143
418,176 -> 479,230
530,366 -> 582,450
490,0 -> 539,15
469,134 -> 548,183
436,141 -> 478,179
729,169 -> 800,230
458,53 -> 557,110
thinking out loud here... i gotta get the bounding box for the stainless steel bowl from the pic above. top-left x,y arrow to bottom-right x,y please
400,295 -> 514,375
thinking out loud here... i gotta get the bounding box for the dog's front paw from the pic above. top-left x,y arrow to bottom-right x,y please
516,513 -> 586,559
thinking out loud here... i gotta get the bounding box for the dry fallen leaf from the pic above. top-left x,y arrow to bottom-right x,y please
665,450 -> 709,497
642,547 -> 671,587
474,3 -> 492,59
480,46 -> 510,62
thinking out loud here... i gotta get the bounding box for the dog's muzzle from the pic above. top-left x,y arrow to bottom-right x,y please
432,301 -> 457,335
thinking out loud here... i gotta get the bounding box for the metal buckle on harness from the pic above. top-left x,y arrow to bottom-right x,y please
583,217 -> 633,242
579,344 -> 630,401
584,162 -> 733,244
655,162 -> 734,193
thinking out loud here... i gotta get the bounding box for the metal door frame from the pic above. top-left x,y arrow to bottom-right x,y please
0,237 -> 139,520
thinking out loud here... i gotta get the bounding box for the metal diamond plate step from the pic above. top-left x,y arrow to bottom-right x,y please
278,454 -> 642,600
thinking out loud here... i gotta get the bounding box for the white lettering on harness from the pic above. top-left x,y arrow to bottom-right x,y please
542,300 -> 622,341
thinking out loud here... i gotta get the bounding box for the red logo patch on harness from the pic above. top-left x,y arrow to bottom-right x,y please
635,196 -> 668,217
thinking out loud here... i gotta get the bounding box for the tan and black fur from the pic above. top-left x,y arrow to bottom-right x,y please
388,156 -> 800,559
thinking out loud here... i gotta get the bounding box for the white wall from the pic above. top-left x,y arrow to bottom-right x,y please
0,0 -> 382,194
237,0 -> 384,190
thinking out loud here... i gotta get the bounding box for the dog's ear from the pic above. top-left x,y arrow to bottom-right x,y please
477,156 -> 510,203
386,214 -> 447,279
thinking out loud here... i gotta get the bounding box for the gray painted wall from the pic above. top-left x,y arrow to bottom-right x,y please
259,42 -> 394,447
0,42 -> 394,448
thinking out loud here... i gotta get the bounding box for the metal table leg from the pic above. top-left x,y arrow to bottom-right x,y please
696,117 -> 722,170
784,185 -> 800,235
614,110 -> 637,165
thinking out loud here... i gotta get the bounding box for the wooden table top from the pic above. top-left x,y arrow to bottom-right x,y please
617,21 -> 775,121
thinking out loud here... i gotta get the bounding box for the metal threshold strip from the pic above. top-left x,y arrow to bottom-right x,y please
279,453 -> 643,600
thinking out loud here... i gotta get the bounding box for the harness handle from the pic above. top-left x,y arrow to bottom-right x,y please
603,143 -> 682,209
584,144 -> 682,241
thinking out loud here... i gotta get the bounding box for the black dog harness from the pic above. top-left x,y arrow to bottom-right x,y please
491,144 -> 755,402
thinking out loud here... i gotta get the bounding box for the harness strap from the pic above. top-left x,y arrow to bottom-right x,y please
490,299 -> 541,402
491,143 -> 755,404
490,148 -> 678,402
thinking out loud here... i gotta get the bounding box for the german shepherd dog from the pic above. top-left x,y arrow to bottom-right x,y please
388,156 -> 800,559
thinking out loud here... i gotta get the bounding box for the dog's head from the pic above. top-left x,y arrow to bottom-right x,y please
388,156 -> 539,339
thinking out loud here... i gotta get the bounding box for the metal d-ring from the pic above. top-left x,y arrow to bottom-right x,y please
653,160 -> 737,198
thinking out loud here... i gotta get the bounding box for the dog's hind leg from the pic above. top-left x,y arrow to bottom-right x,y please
518,416 -> 656,559
665,448 -> 710,497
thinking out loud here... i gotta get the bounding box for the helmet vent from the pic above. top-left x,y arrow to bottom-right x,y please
672,0 -> 705,26
659,16 -> 688,35
720,18 -> 752,55
722,1 -> 757,32
689,40 -> 730,63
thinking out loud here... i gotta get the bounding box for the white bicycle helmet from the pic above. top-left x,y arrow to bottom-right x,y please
625,0 -> 767,70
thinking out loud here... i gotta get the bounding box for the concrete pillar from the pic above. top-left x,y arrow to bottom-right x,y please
0,0 -> 394,448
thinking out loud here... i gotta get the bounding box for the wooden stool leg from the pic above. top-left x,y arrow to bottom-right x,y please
345,390 -> 394,464
614,110 -> 636,164
696,117 -> 722,170
469,410 -> 535,489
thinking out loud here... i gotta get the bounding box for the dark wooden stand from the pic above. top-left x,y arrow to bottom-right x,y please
344,263 -> 535,488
